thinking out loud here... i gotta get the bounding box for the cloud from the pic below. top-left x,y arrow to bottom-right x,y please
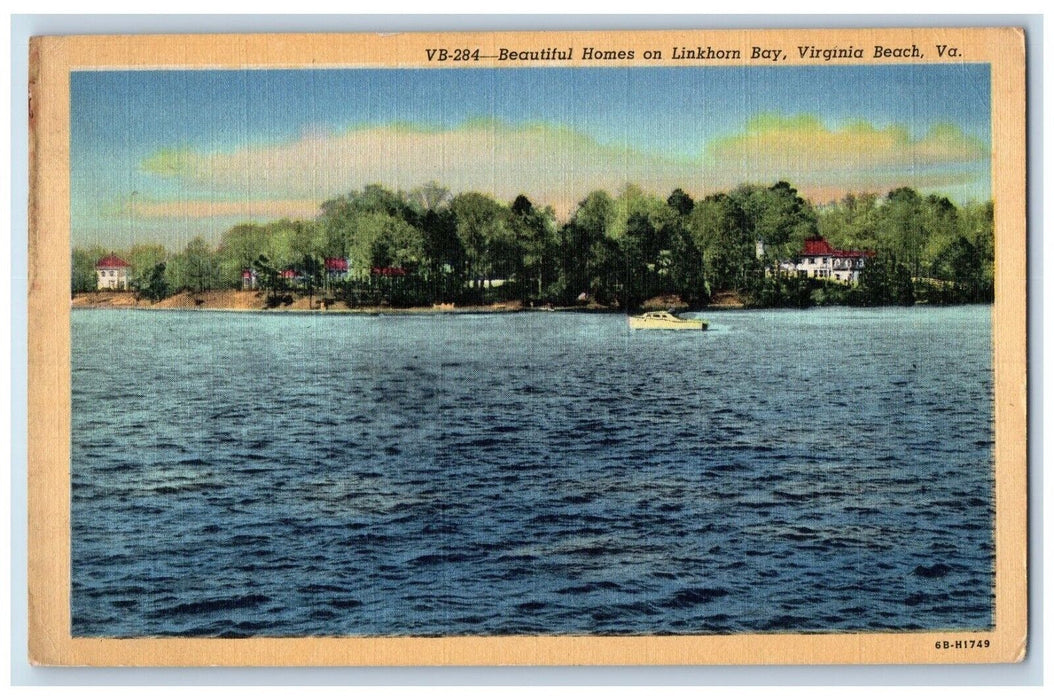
129,198 -> 322,220
703,113 -> 987,181
141,148 -> 198,177
136,115 -> 990,220
140,120 -> 692,217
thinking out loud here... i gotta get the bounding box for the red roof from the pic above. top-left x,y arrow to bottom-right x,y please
95,254 -> 130,269
801,237 -> 835,256
325,257 -> 348,271
800,236 -> 874,259
280,268 -> 299,278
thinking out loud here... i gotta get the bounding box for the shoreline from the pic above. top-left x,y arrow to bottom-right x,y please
72,304 -> 576,316
69,291 -> 989,314
71,290 -> 745,314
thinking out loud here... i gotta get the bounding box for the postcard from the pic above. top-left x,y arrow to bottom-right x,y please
27,27 -> 1027,665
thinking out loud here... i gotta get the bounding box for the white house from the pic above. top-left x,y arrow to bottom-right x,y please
785,236 -> 874,284
95,254 -> 131,290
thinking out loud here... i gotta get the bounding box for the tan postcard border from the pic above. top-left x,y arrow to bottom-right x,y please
27,27 -> 1027,666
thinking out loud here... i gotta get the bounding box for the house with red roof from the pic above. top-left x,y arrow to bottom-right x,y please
95,254 -> 131,290
786,235 -> 874,284
280,268 -> 301,285
324,257 -> 349,289
324,257 -> 349,279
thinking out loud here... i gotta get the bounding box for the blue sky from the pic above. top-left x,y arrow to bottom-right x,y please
71,64 -> 991,248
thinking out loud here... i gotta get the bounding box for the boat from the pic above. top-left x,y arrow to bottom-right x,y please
628,310 -> 708,330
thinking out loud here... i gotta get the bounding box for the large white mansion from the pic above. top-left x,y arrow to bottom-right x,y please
767,235 -> 875,284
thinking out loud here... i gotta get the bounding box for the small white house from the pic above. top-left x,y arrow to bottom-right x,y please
95,254 -> 131,290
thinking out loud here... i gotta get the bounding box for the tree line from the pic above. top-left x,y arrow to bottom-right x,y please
72,181 -> 994,308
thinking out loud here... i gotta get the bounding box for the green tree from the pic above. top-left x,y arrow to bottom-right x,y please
959,200 -> 994,294
170,237 -> 221,293
142,262 -> 170,303
253,254 -> 285,307
261,221 -> 299,270
71,246 -> 107,294
217,223 -> 270,284
689,193 -> 752,292
857,251 -> 914,306
450,191 -> 512,300
609,184 -> 663,240
877,187 -> 926,277
368,216 -> 425,270
419,206 -> 463,299
931,236 -> 988,302
298,254 -> 324,307
290,220 -> 325,260
817,192 -> 880,251
359,183 -> 420,221
559,190 -> 616,304
319,196 -> 359,259
667,188 -> 695,217
618,210 -> 658,308
920,194 -> 961,267
509,195 -> 558,303
69,179 -> 995,311
126,244 -> 168,289
659,205 -> 708,306
746,181 -> 818,265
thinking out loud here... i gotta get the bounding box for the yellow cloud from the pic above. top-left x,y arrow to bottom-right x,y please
131,198 -> 322,220
137,116 -> 989,218
141,148 -> 197,177
705,113 -> 987,174
139,121 -> 688,218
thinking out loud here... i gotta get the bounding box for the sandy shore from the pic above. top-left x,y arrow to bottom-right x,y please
72,290 -> 541,314
705,291 -> 746,309
71,290 -> 742,312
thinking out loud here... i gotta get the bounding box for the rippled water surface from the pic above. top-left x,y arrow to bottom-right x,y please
71,306 -> 994,637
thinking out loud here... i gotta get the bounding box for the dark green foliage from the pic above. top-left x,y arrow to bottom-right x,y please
71,246 -> 106,294
855,252 -> 915,306
299,254 -> 324,307
744,273 -> 807,309
127,244 -> 168,289
666,188 -> 695,216
171,236 -> 222,293
928,236 -> 991,303
253,255 -> 286,308
142,262 -> 170,303
690,193 -> 751,293
511,194 -> 534,217
509,194 -> 558,304
748,181 -> 819,261
72,180 -> 994,310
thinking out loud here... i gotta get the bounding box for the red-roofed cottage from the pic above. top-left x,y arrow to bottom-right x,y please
788,236 -> 874,283
324,257 -> 349,279
95,254 -> 131,290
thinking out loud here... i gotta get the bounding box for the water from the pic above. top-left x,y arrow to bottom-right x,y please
71,306 -> 994,637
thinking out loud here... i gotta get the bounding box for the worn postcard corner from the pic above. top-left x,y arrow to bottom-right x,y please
28,26 -> 1027,667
